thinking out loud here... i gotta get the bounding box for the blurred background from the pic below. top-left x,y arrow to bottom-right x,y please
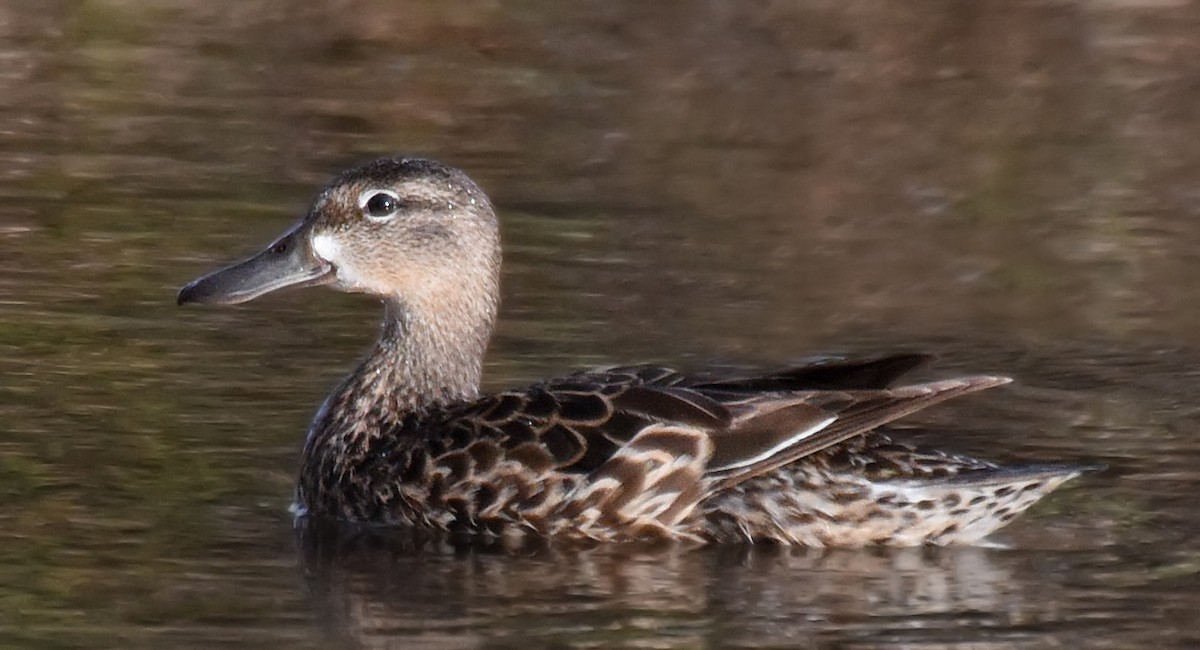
1,1 -> 1198,648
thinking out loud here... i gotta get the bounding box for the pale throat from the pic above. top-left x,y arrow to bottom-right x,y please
346,290 -> 494,420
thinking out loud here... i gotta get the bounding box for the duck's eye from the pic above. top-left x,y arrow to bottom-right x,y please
358,190 -> 401,221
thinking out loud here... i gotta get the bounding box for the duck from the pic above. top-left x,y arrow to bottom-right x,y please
178,156 -> 1097,546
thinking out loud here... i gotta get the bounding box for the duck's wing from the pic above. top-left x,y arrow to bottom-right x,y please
677,352 -> 935,391
418,356 -> 1006,537
432,355 -> 1001,482
702,375 -> 1011,487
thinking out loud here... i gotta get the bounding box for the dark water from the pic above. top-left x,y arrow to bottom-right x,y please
2,1 -> 1199,647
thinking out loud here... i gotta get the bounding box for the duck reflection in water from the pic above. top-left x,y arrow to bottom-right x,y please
295,519 -> 1070,649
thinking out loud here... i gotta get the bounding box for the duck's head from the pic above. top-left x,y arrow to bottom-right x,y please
178,157 -> 501,328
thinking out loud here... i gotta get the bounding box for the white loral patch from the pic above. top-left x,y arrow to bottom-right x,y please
311,231 -> 339,262
312,231 -> 369,292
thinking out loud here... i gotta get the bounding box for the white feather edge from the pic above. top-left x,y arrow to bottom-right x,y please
712,414 -> 838,472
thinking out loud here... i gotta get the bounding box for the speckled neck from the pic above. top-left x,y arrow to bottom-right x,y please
371,299 -> 489,412
296,294 -> 495,515
312,296 -> 492,440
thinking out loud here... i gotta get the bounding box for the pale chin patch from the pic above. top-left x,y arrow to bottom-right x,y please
309,232 -> 348,286
311,232 -> 361,290
311,232 -> 340,266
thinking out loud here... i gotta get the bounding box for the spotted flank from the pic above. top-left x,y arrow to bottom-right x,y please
699,450 -> 1091,545
178,156 -> 1100,546
556,425 -> 712,541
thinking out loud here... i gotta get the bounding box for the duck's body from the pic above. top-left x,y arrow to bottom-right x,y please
296,356 -> 1082,545
179,157 -> 1094,545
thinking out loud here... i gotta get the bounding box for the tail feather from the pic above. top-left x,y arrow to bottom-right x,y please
698,460 -> 1094,545
913,462 -> 1104,488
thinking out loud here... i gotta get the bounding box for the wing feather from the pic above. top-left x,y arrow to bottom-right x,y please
684,353 -> 934,391
708,376 -> 1012,488
431,359 -> 1006,513
406,358 -> 1014,538
612,385 -> 731,428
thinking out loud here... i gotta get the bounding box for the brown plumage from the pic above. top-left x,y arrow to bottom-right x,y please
178,156 -> 1098,545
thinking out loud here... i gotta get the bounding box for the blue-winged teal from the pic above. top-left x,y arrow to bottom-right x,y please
179,157 -> 1097,545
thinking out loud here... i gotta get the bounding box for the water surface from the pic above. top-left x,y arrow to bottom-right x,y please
2,1 -> 1199,648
